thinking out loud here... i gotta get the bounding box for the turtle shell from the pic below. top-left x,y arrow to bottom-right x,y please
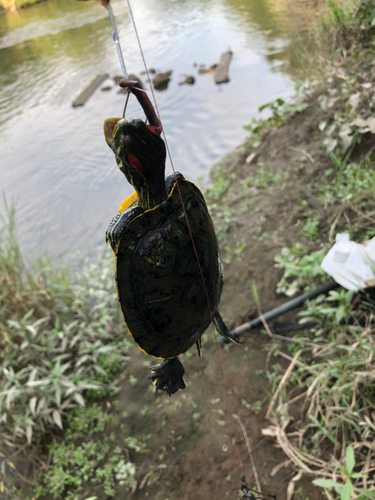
114,174 -> 223,359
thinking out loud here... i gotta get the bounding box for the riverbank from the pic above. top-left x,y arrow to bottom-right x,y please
1,1 -> 375,499
0,0 -> 46,11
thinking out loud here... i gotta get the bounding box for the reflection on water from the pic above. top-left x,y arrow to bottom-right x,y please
0,0 -> 302,258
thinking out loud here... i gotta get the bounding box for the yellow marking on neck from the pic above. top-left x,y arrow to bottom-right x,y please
119,192 -> 138,212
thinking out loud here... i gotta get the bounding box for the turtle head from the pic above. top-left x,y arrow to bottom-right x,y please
104,118 -> 167,209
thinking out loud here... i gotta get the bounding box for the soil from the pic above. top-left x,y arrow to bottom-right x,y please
111,88 -> 347,500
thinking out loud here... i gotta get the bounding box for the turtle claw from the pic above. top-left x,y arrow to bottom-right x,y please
149,358 -> 185,395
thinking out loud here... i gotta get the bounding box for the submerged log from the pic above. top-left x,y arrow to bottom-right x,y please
214,51 -> 233,84
72,73 -> 109,107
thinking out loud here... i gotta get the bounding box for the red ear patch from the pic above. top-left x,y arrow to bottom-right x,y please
128,153 -> 143,173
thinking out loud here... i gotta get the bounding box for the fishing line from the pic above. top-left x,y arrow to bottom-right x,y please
124,0 -> 244,472
122,91 -> 130,118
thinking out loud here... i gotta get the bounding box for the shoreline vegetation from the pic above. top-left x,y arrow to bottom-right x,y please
0,0 -> 45,11
2,0 -> 375,498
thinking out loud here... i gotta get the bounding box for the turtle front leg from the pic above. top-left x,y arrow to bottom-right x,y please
150,357 -> 185,395
106,206 -> 143,252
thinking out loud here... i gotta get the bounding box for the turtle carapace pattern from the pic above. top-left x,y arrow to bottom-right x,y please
104,90 -> 240,395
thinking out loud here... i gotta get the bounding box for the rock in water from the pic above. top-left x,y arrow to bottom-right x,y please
153,71 -> 172,91
113,75 -> 123,85
214,51 -> 233,84
178,76 -> 195,86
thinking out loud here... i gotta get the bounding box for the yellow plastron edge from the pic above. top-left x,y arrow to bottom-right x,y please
119,192 -> 138,212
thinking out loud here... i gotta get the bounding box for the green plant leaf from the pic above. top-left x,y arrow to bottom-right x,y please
52,410 -> 63,430
312,479 -> 339,488
354,488 -> 375,498
346,445 -> 355,473
341,480 -> 352,500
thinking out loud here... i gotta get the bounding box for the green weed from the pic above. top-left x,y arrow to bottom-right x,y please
251,401 -> 262,415
36,405 -> 140,499
205,164 -> 231,202
311,155 -> 375,240
0,203 -> 138,500
274,245 -> 329,296
244,98 -> 309,142
267,286 -> 375,493
265,363 -> 283,395
313,445 -> 375,499
297,213 -> 321,241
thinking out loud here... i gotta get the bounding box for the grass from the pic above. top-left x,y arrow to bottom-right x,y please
237,3 -> 375,497
274,245 -> 330,296
0,201 -> 138,498
264,288 -> 375,497
206,14 -> 375,496
264,75 -> 375,497
34,404 -> 147,499
0,202 -> 130,445
312,154 -> 375,241
0,201 -> 203,500
243,98 -> 309,146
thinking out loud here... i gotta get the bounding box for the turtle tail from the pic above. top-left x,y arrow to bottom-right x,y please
213,311 -> 242,345
149,357 -> 186,395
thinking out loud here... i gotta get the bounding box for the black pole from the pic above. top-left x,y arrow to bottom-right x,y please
219,280 -> 338,343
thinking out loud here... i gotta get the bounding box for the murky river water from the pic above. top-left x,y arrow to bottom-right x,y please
0,0 -> 300,258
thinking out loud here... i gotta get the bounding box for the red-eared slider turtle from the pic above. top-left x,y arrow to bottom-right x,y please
104,80 -> 240,395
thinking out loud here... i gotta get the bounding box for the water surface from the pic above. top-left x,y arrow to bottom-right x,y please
0,0 -> 300,258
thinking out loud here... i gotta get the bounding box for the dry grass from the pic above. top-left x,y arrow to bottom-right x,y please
0,202 -> 73,331
263,317 -> 375,498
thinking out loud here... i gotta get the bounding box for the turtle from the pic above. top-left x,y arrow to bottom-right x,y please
104,79 -> 240,395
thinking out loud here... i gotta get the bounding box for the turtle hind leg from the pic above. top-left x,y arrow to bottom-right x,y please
149,357 -> 185,395
213,311 -> 242,345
